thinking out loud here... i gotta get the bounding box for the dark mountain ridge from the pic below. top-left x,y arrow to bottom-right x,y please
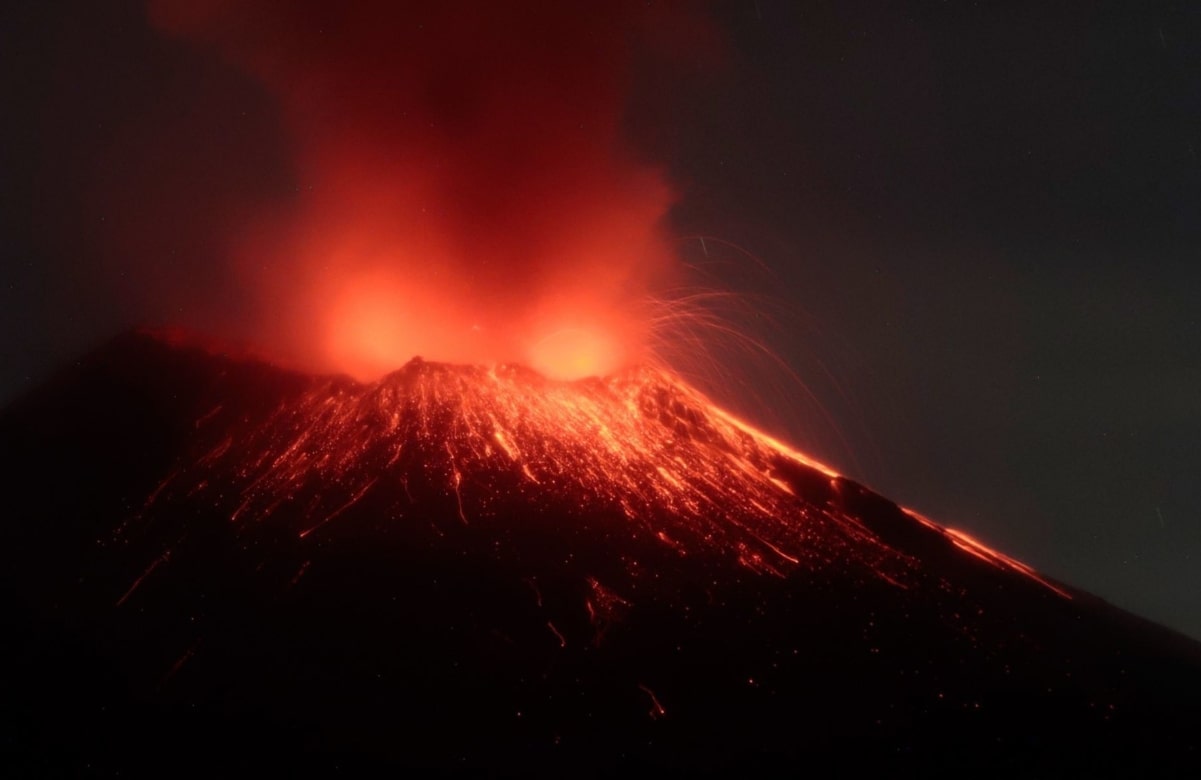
2,330 -> 1199,774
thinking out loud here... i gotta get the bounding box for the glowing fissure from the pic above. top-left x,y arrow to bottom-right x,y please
141,356 -> 1067,597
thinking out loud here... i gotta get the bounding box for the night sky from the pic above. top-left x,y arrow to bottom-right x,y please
4,1 -> 1200,640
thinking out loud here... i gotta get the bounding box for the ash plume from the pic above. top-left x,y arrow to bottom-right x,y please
143,1 -> 716,379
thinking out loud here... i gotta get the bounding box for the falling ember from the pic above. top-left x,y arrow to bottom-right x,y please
116,549 -> 171,607
638,684 -> 667,719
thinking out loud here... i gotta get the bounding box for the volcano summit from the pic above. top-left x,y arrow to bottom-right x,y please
2,331 -> 1199,773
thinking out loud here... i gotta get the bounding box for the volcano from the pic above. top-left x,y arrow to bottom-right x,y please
2,330 -> 1199,774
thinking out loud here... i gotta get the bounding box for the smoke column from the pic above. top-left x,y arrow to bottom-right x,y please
145,1 -> 708,380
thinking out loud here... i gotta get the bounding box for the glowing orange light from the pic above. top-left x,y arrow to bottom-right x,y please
529,327 -> 625,380
145,1 -> 693,383
325,277 -> 416,379
138,339 -> 1070,605
322,270 -> 490,381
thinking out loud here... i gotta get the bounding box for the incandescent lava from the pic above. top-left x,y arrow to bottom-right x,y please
2,330 -> 1200,774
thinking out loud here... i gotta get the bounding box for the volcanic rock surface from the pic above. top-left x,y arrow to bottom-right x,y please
2,331 -> 1199,773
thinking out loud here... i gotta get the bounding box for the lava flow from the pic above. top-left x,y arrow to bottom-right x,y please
6,330 -> 1201,773
136,335 -> 1063,597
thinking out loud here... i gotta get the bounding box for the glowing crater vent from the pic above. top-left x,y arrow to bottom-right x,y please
529,327 -> 625,381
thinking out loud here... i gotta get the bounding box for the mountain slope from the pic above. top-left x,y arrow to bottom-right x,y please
2,331 -> 1199,773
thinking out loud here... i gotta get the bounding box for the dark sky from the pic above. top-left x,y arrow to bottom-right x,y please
4,1 -> 1200,640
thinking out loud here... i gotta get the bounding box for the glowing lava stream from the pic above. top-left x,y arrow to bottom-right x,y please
142,353 -> 1069,597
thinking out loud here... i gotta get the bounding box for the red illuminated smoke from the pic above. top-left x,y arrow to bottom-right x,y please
148,1 -> 711,379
